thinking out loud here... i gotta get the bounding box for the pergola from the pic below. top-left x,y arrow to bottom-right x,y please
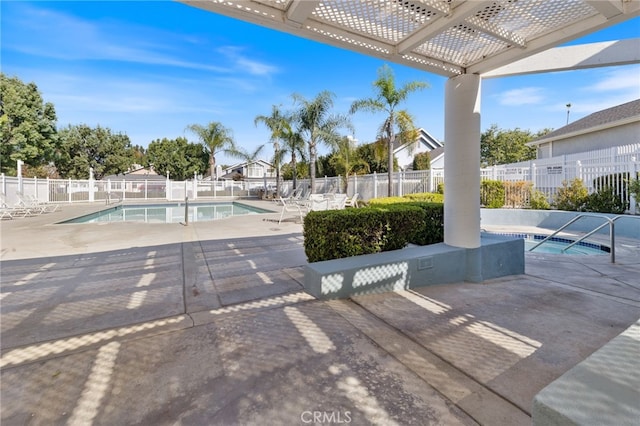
181,0 -> 639,280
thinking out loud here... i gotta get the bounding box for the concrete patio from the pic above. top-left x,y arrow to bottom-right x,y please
1,201 -> 639,425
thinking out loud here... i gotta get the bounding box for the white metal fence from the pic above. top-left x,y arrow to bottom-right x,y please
2,143 -> 638,209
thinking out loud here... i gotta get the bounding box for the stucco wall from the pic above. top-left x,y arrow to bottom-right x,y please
540,121 -> 639,159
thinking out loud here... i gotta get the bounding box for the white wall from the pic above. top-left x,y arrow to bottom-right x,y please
539,122 -> 639,159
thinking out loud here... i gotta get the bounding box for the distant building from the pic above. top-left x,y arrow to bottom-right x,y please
102,165 -> 164,181
221,160 -> 276,179
393,128 -> 444,170
528,99 -> 640,159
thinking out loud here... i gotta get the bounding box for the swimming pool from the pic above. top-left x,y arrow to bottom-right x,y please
489,233 -> 609,255
62,202 -> 272,224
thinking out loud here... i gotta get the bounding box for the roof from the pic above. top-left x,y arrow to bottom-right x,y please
181,0 -> 639,78
429,146 -> 445,161
224,159 -> 274,172
529,98 -> 640,146
393,128 -> 443,152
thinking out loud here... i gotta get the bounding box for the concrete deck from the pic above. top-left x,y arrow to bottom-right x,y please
1,200 -> 639,425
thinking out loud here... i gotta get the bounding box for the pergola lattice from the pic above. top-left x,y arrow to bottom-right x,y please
181,0 -> 639,77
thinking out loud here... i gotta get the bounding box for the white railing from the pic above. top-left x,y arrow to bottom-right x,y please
1,143 -> 638,208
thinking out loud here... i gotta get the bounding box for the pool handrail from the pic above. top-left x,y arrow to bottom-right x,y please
561,215 -> 640,258
529,213 -> 618,262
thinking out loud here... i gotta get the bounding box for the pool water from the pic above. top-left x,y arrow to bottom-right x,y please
62,202 -> 271,224
525,239 -> 608,255
489,233 -> 609,255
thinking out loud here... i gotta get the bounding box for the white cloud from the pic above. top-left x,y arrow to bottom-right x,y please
2,3 -> 230,73
567,94 -> 640,114
496,87 -> 545,106
588,66 -> 640,93
216,46 -> 279,76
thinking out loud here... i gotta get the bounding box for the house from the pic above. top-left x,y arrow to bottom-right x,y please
102,165 -> 164,181
393,128 -> 444,170
528,99 -> 640,159
221,160 -> 276,180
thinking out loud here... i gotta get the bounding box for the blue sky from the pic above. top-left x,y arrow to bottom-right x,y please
2,1 -> 639,166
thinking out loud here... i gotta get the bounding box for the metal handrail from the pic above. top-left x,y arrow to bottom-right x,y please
528,213 -> 618,262
563,215 -> 640,257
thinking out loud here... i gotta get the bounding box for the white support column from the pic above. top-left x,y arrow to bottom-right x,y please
444,73 -> 481,249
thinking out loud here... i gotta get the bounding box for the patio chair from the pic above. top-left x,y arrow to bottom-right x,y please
275,186 -> 304,205
25,194 -> 60,212
0,207 -> 15,220
16,193 -> 48,214
305,194 -> 330,211
345,193 -> 359,208
278,196 -> 309,224
328,193 -> 348,210
0,193 -> 34,218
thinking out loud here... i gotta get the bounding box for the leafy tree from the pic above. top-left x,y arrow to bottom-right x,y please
281,161 -> 308,181
412,151 -> 431,170
315,153 -> 336,178
329,136 -> 369,192
480,125 -> 550,166
131,144 -> 146,165
356,140 -> 397,173
0,73 -> 59,174
350,65 -> 428,196
145,137 -> 208,180
186,121 -> 241,179
56,124 -> 134,179
292,91 -> 352,193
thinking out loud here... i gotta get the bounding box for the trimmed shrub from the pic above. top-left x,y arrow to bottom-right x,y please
303,201 -> 445,262
553,178 -> 588,211
593,172 -> 629,201
409,202 -> 444,245
583,186 -> 627,214
480,180 -> 505,208
303,205 -> 425,262
403,192 -> 444,203
529,188 -> 550,210
436,182 -> 444,194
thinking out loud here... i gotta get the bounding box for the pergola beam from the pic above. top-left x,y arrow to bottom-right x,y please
586,0 -> 624,18
285,0 -> 320,28
467,8 -> 640,75
482,38 -> 640,78
396,0 -> 493,55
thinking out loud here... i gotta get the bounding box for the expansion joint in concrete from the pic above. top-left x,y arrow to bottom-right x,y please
330,298 -> 531,425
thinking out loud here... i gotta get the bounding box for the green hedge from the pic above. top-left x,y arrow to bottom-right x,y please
303,201 -> 444,262
480,180 -> 505,208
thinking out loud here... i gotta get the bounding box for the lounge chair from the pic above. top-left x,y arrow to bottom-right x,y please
305,194 -> 330,211
25,194 -> 60,212
275,186 -> 304,205
278,196 -> 308,224
16,193 -> 48,214
328,193 -> 347,210
1,207 -> 15,220
345,193 -> 359,208
0,193 -> 34,218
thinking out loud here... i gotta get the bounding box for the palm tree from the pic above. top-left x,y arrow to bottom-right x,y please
350,64 -> 428,196
292,91 -> 352,194
330,136 -> 369,193
186,121 -> 240,180
254,105 -> 288,197
279,123 -> 306,191
235,143 -> 266,178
